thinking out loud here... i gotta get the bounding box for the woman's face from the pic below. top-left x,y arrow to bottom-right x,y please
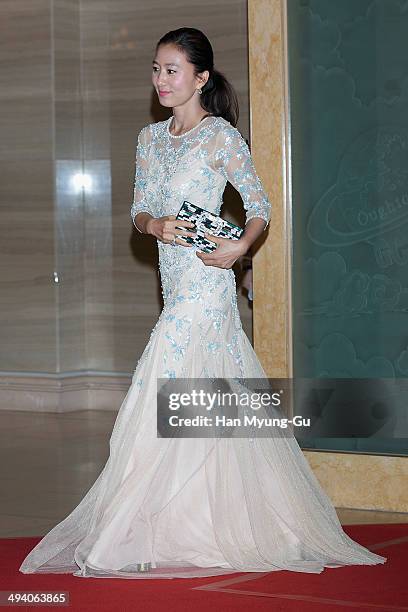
152,43 -> 208,109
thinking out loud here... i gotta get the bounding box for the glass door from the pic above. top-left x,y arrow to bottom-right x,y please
287,0 -> 408,455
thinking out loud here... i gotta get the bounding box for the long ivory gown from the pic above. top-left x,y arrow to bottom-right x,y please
19,115 -> 387,579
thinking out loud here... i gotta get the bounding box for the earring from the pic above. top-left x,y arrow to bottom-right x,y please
197,88 -> 202,95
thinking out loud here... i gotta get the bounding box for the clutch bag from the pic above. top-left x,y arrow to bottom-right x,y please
175,200 -> 244,253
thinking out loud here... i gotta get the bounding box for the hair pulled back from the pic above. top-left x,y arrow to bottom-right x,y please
156,27 -> 239,127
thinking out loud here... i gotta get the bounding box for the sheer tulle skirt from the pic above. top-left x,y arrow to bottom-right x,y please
19,254 -> 386,578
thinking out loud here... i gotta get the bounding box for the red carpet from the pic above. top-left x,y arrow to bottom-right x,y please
1,523 -> 407,611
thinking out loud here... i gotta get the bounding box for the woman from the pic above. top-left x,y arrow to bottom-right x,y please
19,27 -> 386,579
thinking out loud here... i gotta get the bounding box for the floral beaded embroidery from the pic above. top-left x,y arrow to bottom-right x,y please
130,115 -> 272,386
131,115 -> 271,232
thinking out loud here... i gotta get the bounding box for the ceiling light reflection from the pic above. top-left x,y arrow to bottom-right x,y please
71,173 -> 93,193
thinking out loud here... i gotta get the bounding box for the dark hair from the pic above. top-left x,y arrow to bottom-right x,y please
156,27 -> 239,127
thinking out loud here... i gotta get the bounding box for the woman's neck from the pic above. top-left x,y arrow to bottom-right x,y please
170,107 -> 211,136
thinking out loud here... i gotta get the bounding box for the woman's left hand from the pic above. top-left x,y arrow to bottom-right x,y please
195,233 -> 250,269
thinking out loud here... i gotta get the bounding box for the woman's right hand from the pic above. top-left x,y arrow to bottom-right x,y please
146,215 -> 196,247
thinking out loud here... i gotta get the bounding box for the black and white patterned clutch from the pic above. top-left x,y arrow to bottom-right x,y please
175,200 -> 244,253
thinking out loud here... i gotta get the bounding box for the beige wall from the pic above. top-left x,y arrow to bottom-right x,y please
0,0 -> 252,381
0,1 -> 56,371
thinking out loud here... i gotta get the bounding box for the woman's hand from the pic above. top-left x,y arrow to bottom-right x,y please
146,214 -> 196,246
196,233 -> 250,269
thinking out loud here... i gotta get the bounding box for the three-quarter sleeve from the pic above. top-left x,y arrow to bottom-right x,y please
131,125 -> 154,233
213,124 -> 271,231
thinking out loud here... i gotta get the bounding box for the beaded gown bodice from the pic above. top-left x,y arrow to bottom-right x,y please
128,115 -> 272,382
131,115 -> 271,305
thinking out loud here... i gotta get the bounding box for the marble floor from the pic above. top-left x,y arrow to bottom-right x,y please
1,409 -> 407,538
